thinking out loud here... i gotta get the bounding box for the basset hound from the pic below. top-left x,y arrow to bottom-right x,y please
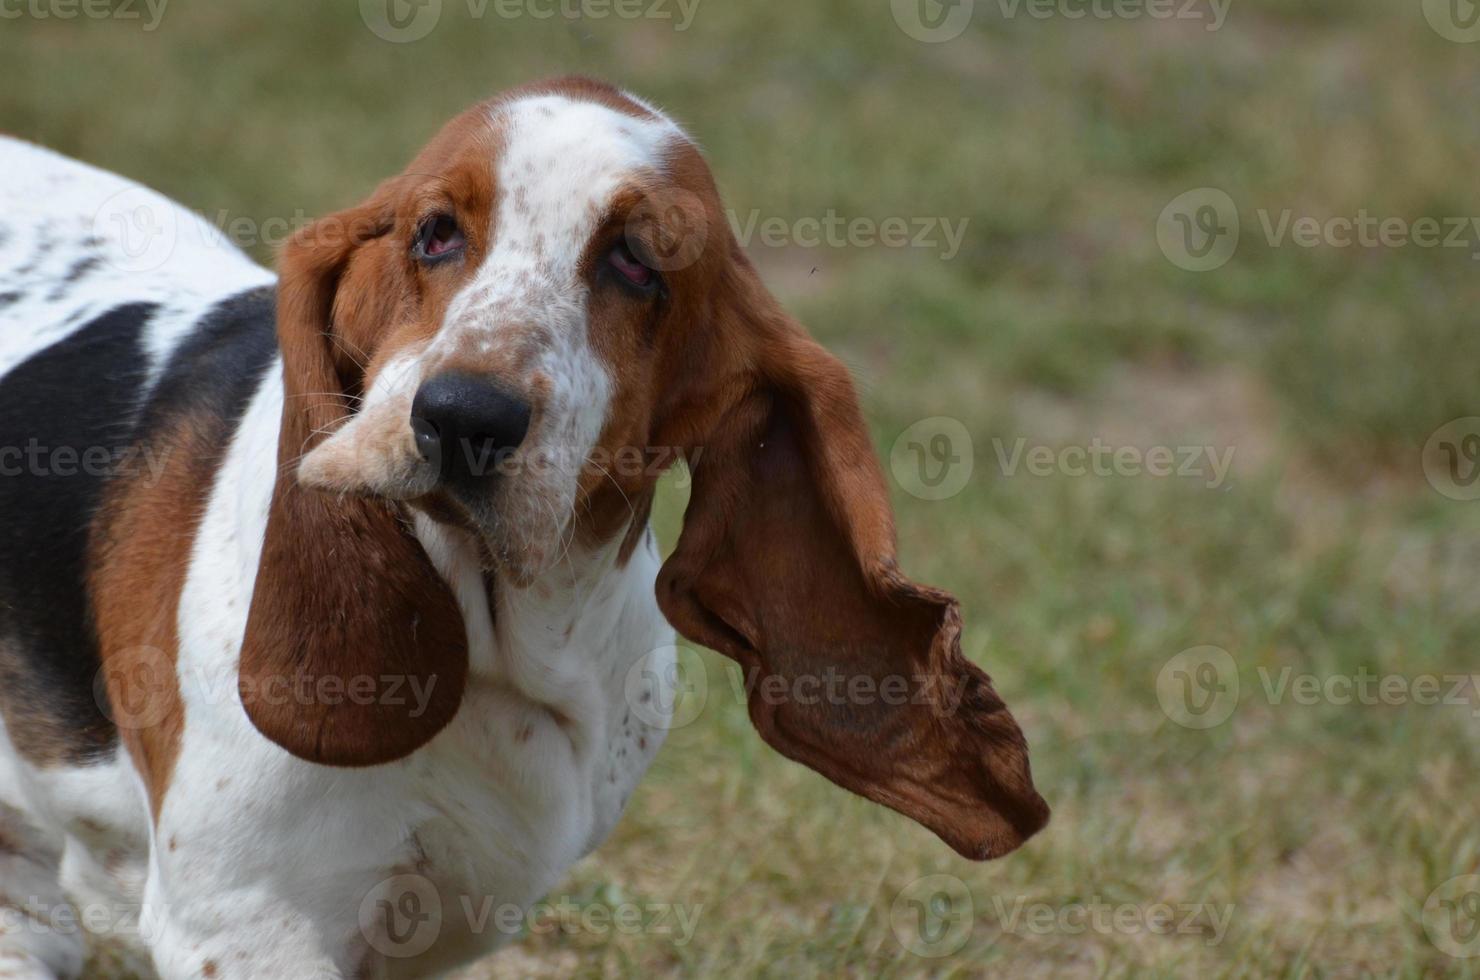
0,77 -> 1048,979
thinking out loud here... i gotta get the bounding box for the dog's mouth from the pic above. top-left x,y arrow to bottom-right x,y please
412,487 -> 480,533
407,484 -> 553,591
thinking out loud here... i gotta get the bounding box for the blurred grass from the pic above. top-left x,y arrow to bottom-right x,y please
5,1 -> 1480,976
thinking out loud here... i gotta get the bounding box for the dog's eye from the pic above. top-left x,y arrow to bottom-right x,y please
608,242 -> 655,290
416,214 -> 465,262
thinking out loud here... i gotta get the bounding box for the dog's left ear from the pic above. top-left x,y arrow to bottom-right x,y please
657,256 -> 1049,859
240,189 -> 468,766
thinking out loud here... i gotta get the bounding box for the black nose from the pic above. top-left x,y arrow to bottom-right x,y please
411,373 -> 532,484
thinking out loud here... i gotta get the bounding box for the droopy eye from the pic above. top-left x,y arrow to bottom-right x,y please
608,242 -> 655,290
415,214 -> 465,262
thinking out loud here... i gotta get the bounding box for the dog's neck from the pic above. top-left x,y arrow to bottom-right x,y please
412,509 -> 658,677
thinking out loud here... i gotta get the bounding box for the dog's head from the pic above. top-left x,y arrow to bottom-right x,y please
243,77 -> 1048,859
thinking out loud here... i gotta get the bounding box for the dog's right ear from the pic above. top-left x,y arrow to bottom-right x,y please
239,190 -> 469,768
656,256 -> 1049,860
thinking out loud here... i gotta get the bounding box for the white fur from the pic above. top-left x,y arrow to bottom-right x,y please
0,91 -> 680,980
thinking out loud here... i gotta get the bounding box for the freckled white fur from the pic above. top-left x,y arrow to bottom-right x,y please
311,94 -> 682,579
0,137 -> 273,389
0,93 -> 681,980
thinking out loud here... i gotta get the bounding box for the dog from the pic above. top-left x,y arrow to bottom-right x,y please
0,76 -> 1048,979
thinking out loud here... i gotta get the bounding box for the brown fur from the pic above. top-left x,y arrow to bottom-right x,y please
91,412 -> 230,816
652,245 -> 1050,858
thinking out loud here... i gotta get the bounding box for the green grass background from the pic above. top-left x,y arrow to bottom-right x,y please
4,0 -> 1480,976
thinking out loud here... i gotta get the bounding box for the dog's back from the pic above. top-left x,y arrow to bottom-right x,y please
0,137 -> 275,977
0,137 -> 275,758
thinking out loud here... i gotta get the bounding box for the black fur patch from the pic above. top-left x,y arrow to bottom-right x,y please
13,229 -> 55,278
129,287 -> 279,443
46,257 -> 105,301
0,303 -> 156,765
0,287 -> 280,767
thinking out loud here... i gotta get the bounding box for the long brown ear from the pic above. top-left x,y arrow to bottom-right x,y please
657,265 -> 1049,860
240,193 -> 468,766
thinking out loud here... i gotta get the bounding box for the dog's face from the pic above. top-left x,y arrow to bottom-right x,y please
294,80 -> 720,584
257,77 -> 1048,860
